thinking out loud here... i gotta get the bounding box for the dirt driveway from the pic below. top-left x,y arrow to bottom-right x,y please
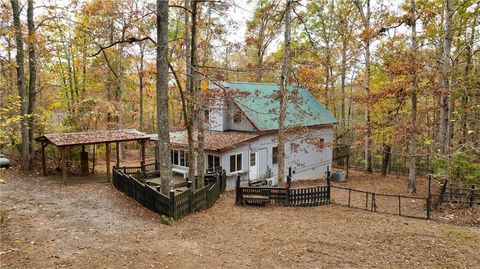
1,169 -> 479,268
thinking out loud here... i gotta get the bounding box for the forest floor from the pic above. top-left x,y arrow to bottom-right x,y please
1,168 -> 479,268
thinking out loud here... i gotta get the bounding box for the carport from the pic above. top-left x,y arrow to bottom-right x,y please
35,129 -> 149,184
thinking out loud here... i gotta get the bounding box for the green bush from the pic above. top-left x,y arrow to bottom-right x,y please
431,150 -> 480,185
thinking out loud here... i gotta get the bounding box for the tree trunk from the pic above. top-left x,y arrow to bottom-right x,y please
156,0 -> 173,194
117,26 -> 126,130
381,144 -> 391,177
277,0 -> 291,185
11,0 -> 30,171
340,24 -> 347,128
439,0 -> 452,154
408,0 -> 418,193
364,0 -> 372,173
191,0 -> 205,189
139,43 -> 145,131
27,0 -> 37,169
461,4 -> 477,144
184,0 -> 196,187
354,0 -> 372,173
63,39 -> 76,113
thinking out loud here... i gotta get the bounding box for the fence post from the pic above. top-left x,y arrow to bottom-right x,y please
427,175 -> 432,220
398,195 -> 401,216
170,190 -> 175,219
235,174 -> 241,205
470,185 -> 475,207
221,169 -> 226,192
371,193 -> 376,212
287,167 -> 292,189
326,173 -> 331,205
286,168 -> 291,205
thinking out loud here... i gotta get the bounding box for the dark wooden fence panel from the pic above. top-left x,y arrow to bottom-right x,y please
192,186 -> 208,211
236,175 -> 330,207
173,189 -> 191,219
113,167 -> 226,220
289,186 -> 329,206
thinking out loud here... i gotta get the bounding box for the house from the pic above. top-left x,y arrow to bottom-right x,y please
153,81 -> 337,189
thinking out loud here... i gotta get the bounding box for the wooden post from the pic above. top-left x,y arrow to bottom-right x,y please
140,141 -> 146,167
470,185 -> 475,207
140,160 -> 145,179
91,145 -> 96,174
106,143 -> 111,182
115,142 -> 120,168
170,189 -> 176,218
287,167 -> 292,189
427,175 -> 432,220
235,174 -> 241,205
326,167 -> 331,204
398,195 -> 402,216
154,145 -> 160,170
61,147 -> 67,185
41,142 -> 47,176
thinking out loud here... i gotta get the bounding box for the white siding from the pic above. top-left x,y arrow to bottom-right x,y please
225,101 -> 257,132
209,99 -> 227,131
220,127 -> 334,189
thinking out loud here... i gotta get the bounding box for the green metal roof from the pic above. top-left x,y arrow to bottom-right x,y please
228,81 -> 337,131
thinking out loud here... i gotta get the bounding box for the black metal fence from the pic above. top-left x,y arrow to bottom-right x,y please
439,180 -> 479,207
330,185 -> 431,219
112,167 -> 227,219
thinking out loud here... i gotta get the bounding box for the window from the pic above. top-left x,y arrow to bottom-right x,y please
272,146 -> 278,164
229,153 -> 242,173
250,152 -> 256,166
319,138 -> 325,149
179,150 -> 185,166
233,110 -> 242,123
207,154 -> 220,172
171,149 -> 188,167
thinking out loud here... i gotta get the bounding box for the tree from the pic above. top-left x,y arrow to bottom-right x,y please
27,0 -> 37,169
277,0 -> 291,185
354,0 -> 373,173
156,0 -> 173,194
407,0 -> 418,193
245,0 -> 282,82
438,0 -> 452,154
11,0 -> 30,171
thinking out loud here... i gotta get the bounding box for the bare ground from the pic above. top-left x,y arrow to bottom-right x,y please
1,169 -> 479,268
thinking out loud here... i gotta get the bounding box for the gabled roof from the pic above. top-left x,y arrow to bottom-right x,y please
228,81 -> 337,131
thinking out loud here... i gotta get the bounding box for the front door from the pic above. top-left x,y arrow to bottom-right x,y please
249,151 -> 258,180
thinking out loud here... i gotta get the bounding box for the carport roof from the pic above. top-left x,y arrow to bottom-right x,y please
36,129 -> 148,147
